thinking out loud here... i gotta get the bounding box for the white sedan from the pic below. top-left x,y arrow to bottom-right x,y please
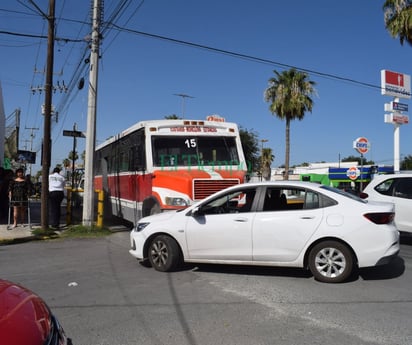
130,181 -> 399,283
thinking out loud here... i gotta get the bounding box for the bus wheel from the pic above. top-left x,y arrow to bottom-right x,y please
143,199 -> 161,217
150,203 -> 161,215
148,235 -> 180,272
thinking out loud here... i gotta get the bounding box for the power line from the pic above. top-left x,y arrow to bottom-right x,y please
108,23 -> 382,92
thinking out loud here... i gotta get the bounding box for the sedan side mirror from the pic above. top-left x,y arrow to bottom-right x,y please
190,206 -> 203,217
358,192 -> 368,199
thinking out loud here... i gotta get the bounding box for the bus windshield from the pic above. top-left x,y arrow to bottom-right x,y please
152,136 -> 240,167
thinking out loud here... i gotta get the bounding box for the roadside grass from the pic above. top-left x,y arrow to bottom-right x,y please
32,225 -> 112,239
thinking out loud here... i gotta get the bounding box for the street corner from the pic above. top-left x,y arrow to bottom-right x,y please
0,224 -> 37,245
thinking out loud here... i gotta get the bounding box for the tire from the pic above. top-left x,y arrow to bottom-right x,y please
308,241 -> 354,283
142,199 -> 161,217
148,235 -> 181,272
150,203 -> 161,215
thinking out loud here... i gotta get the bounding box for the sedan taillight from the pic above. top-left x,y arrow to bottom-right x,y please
363,212 -> 395,225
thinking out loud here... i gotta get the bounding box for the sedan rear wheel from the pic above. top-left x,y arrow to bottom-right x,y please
308,241 -> 354,283
148,235 -> 181,272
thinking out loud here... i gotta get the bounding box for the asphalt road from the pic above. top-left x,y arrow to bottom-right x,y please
0,232 -> 411,345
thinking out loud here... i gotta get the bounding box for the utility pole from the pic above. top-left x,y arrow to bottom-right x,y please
83,0 -> 101,226
25,126 -> 39,175
40,0 -> 55,230
174,93 -> 194,118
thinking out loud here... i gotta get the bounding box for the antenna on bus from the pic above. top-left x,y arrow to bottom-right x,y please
173,93 -> 195,118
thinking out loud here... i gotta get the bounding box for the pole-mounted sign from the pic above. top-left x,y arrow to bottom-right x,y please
381,70 -> 411,99
353,137 -> 369,155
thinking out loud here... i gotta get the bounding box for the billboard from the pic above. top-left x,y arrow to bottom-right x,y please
381,70 -> 411,99
17,150 -> 36,164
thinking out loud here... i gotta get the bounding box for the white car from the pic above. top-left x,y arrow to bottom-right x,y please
130,181 -> 399,283
362,173 -> 412,234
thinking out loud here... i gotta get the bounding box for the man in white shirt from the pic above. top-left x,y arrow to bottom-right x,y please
49,167 -> 65,229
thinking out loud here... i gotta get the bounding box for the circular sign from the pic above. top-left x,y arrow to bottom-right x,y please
353,137 -> 369,155
346,166 -> 360,181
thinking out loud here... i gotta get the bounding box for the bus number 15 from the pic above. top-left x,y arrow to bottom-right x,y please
185,138 -> 197,148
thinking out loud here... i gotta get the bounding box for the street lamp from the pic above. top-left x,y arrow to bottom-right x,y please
260,139 -> 268,181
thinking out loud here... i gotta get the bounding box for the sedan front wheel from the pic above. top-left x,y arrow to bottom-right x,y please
308,241 -> 354,283
148,235 -> 181,272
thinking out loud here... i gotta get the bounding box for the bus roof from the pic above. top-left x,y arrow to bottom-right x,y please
96,118 -> 241,151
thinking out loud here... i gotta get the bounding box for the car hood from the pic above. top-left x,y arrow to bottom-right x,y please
0,279 -> 53,345
138,209 -> 183,224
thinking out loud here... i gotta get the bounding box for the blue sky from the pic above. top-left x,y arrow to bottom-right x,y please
1,1 -> 411,174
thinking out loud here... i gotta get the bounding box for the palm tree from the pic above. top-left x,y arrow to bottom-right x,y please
261,147 -> 274,181
383,0 -> 412,46
63,158 -> 71,170
264,68 -> 316,180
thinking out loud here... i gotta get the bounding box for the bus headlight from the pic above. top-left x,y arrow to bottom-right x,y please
165,197 -> 188,207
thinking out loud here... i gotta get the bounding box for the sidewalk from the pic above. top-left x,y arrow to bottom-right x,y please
0,199 -> 69,243
0,199 -> 131,243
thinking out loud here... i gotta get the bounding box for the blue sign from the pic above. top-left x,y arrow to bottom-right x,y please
393,102 -> 408,112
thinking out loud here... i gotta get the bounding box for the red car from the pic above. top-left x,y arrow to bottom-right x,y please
0,279 -> 72,345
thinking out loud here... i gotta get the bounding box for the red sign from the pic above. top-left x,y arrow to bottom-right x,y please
385,70 -> 404,86
381,69 -> 411,99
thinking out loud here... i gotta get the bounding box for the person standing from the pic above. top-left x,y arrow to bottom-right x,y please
8,168 -> 29,228
49,167 -> 65,229
0,167 -> 7,222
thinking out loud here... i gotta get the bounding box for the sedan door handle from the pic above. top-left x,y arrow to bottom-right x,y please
300,216 -> 315,219
234,217 -> 248,222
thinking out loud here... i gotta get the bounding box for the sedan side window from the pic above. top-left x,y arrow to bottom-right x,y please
374,179 -> 394,196
199,188 -> 257,215
303,191 -> 319,209
393,178 -> 412,199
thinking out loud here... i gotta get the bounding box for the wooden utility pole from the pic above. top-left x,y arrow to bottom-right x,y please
41,0 -> 55,229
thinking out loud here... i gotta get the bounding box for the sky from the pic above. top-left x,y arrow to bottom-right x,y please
1,0 -> 411,175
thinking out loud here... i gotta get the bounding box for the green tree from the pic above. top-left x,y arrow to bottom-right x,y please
239,126 -> 260,175
383,0 -> 412,46
264,68 -> 317,180
401,154 -> 412,169
68,150 -> 79,162
341,155 -> 375,165
63,158 -> 71,169
261,147 -> 275,181
165,114 -> 181,119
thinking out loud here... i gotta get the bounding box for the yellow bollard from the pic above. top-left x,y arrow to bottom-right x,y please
96,189 -> 104,228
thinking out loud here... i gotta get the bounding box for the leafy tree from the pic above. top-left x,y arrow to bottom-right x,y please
401,154 -> 412,169
239,126 -> 260,174
68,150 -> 79,162
165,114 -> 181,119
63,158 -> 71,169
264,68 -> 317,180
383,0 -> 412,46
341,155 -> 375,165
